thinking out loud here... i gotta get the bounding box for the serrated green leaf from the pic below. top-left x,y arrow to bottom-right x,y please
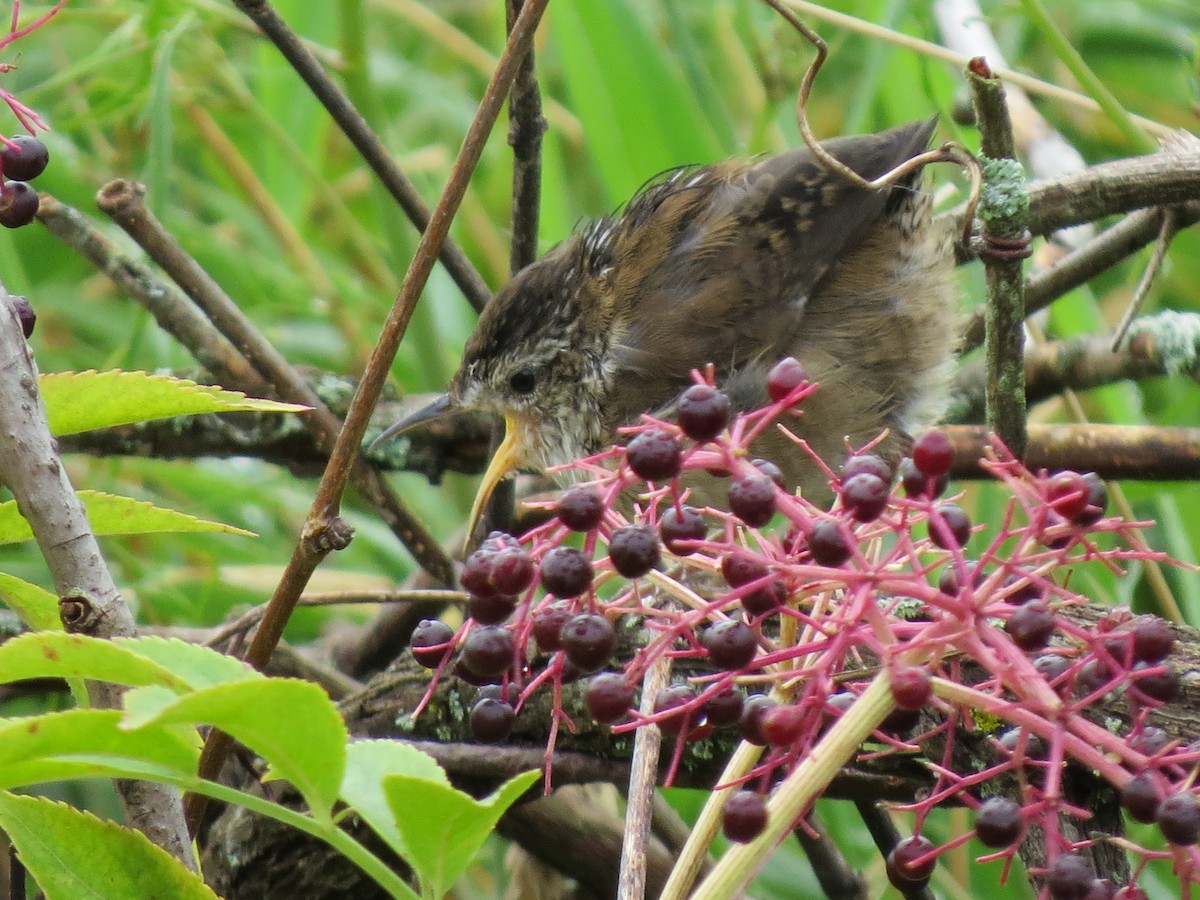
0,791 -> 218,900
123,678 -> 347,822
40,370 -> 308,437
384,768 -> 539,898
0,490 -> 255,545
0,709 -> 200,790
0,632 -> 191,692
0,573 -> 61,631
341,740 -> 451,860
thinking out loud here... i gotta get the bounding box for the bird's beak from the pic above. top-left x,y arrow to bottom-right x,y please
466,415 -> 521,544
366,394 -> 454,452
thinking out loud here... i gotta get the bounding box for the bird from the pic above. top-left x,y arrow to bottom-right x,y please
374,118 -> 959,531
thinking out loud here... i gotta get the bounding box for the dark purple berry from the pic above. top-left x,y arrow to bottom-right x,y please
409,618 -> 454,669
886,835 -> 937,893
1131,662 -> 1178,703
890,664 -> 932,710
469,591 -> 516,625
0,180 -> 38,228
939,563 -> 983,596
842,473 -> 889,522
540,546 -> 594,598
701,620 -> 758,670
659,505 -> 706,555
879,705 -> 921,737
490,545 -> 535,594
608,524 -> 660,578
1078,658 -> 1113,696
1073,473 -> 1108,526
738,694 -> 775,745
766,356 -> 806,401
1034,654 -> 1071,684
677,384 -> 730,441
722,791 -> 768,843
722,551 -> 768,587
531,604 -> 572,652
555,486 -> 605,531
899,456 -> 947,499
1157,792 -> 1200,845
701,686 -> 744,727
929,503 -> 971,549
626,429 -> 682,481
912,430 -> 953,478
1048,471 -> 1090,521
1128,725 -> 1170,756
728,472 -> 777,527
470,697 -> 515,742
1047,853 -> 1095,900
759,703 -> 805,746
1005,601 -> 1056,652
559,613 -> 615,672
1121,773 -> 1160,824
750,458 -> 785,488
10,295 -> 34,338
585,673 -> 634,723
653,684 -> 697,736
808,520 -> 851,566
0,134 -> 49,182
1132,617 -> 1174,663
460,625 -> 514,677
974,797 -> 1023,848
842,453 -> 893,484
742,581 -> 786,617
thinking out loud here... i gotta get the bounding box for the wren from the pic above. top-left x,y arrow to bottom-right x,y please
376,118 -> 959,526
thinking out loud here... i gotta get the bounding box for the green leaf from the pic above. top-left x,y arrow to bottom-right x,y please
0,632 -> 192,692
0,572 -> 61,631
384,768 -> 539,898
112,635 -> 261,689
0,709 -> 199,791
40,370 -> 308,437
123,678 -> 347,822
0,792 -> 218,900
0,490 -> 256,545
340,740 -> 451,860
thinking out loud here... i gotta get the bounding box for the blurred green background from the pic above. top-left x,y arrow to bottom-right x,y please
0,0 -> 1197,896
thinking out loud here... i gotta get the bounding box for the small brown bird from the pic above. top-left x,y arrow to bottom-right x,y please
376,119 -> 958,525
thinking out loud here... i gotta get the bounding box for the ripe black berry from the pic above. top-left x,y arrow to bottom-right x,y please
722,551 -> 768,587
750,458 -> 785,488
559,613 -> 615,672
469,591 -> 516,625
677,384 -> 730,441
728,472 -> 776,527
738,694 -> 775,745
1131,662 -> 1178,703
555,486 -> 605,531
1001,567 -> 1044,605
1005,601 -> 1056,652
1128,725 -> 1170,756
659,505 -> 706,555
939,563 -> 983,596
974,797 -> 1023,848
1074,473 -> 1108,526
1132,617 -> 1174,663
490,545 -> 535,594
742,580 -> 786,617
653,684 -> 697,735
886,835 -> 937,894
10,295 -> 34,338
766,356 -> 806,401
0,135 -> 49,182
929,503 -> 971,549
912,430 -> 953,478
531,604 -> 572,652
409,618 -> 454,669
842,453 -> 893,484
722,790 -> 768,843
608,524 -> 660,577
470,697 -> 515,743
1047,853 -> 1095,900
0,181 -> 38,228
879,705 -> 921,737
899,456 -> 947,499
626,429 -> 682,481
540,546 -> 594,598
701,620 -> 758,670
701,686 -> 744,727
1121,772 -> 1160,824
890,664 -> 932,710
808,520 -> 851,566
585,673 -> 634,723
1158,792 -> 1200,845
759,703 -> 804,746
842,473 -> 889,522
1034,654 -> 1071,684
460,625 -> 514,677
1048,471 -> 1090,521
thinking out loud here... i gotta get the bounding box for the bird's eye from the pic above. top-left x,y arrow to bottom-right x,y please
508,367 -> 537,395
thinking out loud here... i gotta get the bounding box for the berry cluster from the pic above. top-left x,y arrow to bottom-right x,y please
0,133 -> 47,228
408,358 -> 1189,897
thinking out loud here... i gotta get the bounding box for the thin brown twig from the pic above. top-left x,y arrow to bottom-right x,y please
229,0 -> 492,313
185,0 -> 551,833
1111,208 -> 1178,349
